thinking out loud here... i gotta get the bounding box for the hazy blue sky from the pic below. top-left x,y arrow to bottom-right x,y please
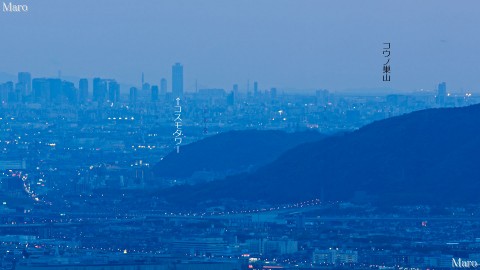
1,0 -> 479,93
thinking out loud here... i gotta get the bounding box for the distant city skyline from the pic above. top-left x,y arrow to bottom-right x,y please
1,0 -> 480,93
0,69 -> 472,98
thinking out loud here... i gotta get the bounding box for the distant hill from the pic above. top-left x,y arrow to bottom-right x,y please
153,130 -> 325,180
162,104 -> 480,205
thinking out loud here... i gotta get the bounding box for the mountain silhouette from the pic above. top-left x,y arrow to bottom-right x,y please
162,104 -> 480,205
153,130 -> 325,180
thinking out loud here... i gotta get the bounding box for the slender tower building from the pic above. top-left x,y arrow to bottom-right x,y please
172,63 -> 184,97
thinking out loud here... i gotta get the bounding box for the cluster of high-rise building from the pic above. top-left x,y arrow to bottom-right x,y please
0,63 -> 185,106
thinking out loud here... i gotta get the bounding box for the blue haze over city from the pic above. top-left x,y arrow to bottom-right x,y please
1,1 -> 480,270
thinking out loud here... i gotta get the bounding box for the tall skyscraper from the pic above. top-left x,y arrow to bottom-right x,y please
32,78 -> 49,102
142,82 -> 151,92
0,82 -> 14,103
151,85 -> 159,102
160,78 -> 167,95
108,81 -> 120,102
79,79 -> 88,102
253,81 -> 259,97
172,63 -> 183,97
48,78 -> 62,103
93,78 -> 107,102
17,72 -> 32,96
114,82 -> 120,102
62,81 -> 77,104
227,91 -> 235,106
436,82 -> 447,107
270,87 -> 277,100
129,87 -> 138,104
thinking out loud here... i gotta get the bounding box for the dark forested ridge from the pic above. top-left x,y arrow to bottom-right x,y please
153,129 -> 325,179
162,104 -> 480,205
